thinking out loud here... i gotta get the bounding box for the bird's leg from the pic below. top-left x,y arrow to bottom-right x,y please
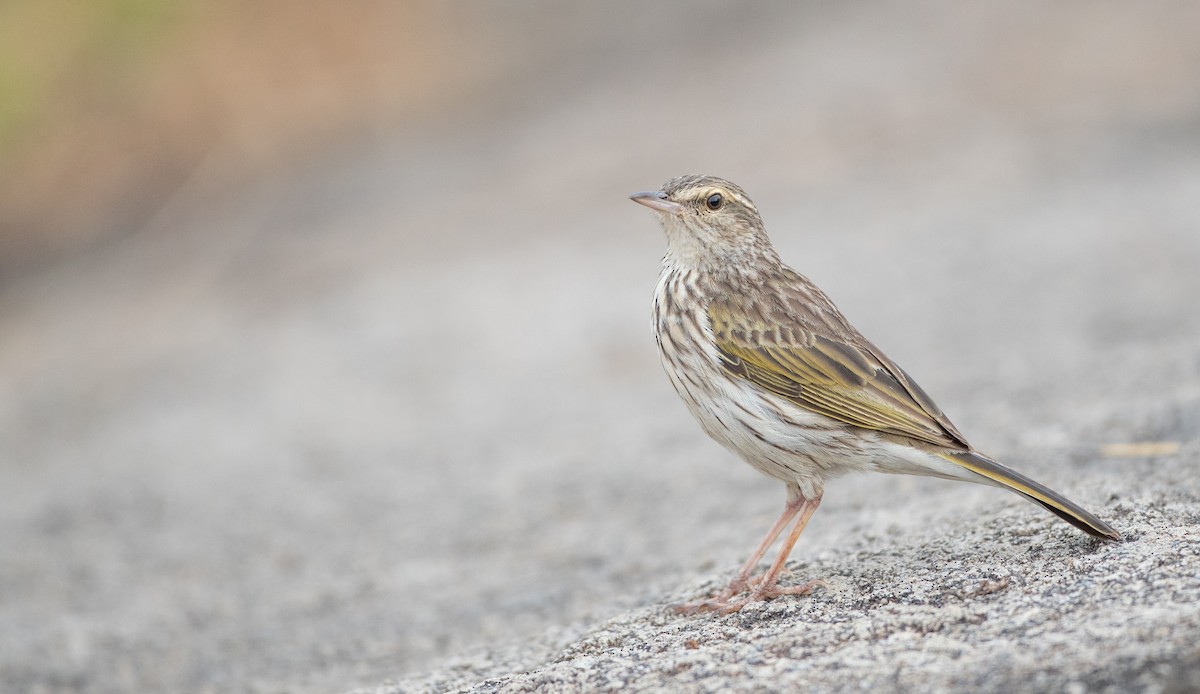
675,486 -> 816,614
716,495 -> 824,614
719,487 -> 806,598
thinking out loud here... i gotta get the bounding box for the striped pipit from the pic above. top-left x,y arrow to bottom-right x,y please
631,175 -> 1119,614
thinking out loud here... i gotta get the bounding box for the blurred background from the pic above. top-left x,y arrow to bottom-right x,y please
2,1 -> 1199,692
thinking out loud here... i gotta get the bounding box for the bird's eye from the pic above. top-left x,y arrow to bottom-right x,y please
705,193 -> 724,211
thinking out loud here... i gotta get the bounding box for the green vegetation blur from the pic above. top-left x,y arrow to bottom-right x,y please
0,0 -> 182,149
0,1 -> 496,282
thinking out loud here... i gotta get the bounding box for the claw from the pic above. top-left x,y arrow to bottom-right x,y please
672,576 -> 825,614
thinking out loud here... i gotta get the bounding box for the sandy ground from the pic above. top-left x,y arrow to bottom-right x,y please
2,3 -> 1200,692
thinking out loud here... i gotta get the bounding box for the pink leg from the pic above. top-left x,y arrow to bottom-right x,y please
676,486 -> 822,614
722,486 -> 806,596
716,495 -> 824,613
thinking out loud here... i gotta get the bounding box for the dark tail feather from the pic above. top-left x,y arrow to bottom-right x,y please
939,450 -> 1120,541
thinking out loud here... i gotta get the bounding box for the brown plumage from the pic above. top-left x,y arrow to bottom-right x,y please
631,174 -> 1119,614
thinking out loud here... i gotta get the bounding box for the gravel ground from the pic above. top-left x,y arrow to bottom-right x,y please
2,3 -> 1199,693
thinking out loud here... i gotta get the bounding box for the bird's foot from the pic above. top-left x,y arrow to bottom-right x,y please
672,576 -> 825,615
714,577 -> 826,614
671,580 -> 744,615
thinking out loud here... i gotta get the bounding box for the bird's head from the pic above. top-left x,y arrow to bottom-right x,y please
630,175 -> 777,269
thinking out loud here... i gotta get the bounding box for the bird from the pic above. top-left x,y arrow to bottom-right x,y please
630,174 -> 1119,614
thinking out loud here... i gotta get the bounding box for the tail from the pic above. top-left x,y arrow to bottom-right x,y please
939,450 -> 1120,541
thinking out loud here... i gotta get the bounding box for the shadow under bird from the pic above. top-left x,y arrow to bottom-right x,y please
630,175 -> 1119,614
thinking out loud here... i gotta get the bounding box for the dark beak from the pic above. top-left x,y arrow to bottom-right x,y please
630,191 -> 683,214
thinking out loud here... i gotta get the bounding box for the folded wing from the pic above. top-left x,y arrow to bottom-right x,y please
708,295 -> 968,450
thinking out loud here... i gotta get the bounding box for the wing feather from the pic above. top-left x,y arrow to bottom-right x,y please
709,293 -> 968,449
